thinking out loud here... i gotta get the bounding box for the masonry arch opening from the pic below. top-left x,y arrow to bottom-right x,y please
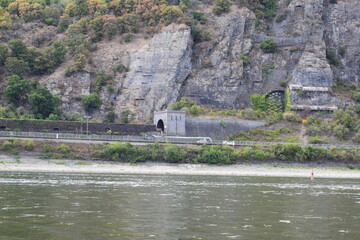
156,119 -> 164,132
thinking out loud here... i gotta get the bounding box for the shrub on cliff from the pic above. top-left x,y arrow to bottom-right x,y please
326,49 -> 339,65
104,111 -> 118,123
260,38 -> 277,53
213,0 -> 230,16
81,93 -> 102,112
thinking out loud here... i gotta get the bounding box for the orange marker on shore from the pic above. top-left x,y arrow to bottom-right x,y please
310,170 -> 314,180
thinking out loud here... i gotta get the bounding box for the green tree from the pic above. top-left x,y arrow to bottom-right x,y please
0,44 -> 8,64
260,38 -> 277,53
8,39 -> 27,58
5,57 -> 30,76
3,75 -> 31,105
117,13 -> 140,33
74,0 -> 89,16
81,93 -> 102,111
29,86 -> 62,118
33,48 -> 56,74
52,40 -> 67,65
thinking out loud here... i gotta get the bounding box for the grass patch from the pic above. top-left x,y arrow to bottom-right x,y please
55,162 -> 69,165
75,161 -> 91,166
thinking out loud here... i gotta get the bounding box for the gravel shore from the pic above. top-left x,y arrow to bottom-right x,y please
1,155 -> 360,179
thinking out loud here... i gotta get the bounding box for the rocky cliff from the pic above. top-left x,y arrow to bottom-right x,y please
1,0 -> 359,122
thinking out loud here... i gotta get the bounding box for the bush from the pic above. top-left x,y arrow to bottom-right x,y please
163,144 -> 186,163
21,140 -> 35,151
171,97 -> 196,110
239,54 -> 249,66
308,136 -> 330,144
117,14 -> 140,33
352,133 -> 360,143
191,12 -> 207,24
157,6 -> 183,25
2,138 -> 18,152
283,112 -> 301,122
302,146 -> 331,161
94,142 -> 155,163
67,112 -> 83,121
81,93 -> 102,112
271,144 -> 304,161
58,144 -> 70,154
5,57 -> 30,76
326,49 -> 339,65
352,88 -> 360,102
8,40 -> 27,58
260,38 -> 277,53
29,86 -> 62,119
47,113 -> 59,120
241,108 -> 265,120
191,28 -> 212,42
239,146 -> 273,161
197,145 -> 234,164
189,105 -> 202,115
122,34 -> 134,43
120,109 -> 132,123
44,18 -> 54,25
306,125 -> 321,137
95,70 -> 112,93
333,124 -> 349,140
104,111 -> 117,123
0,44 -> 8,65
250,94 -> 267,111
213,0 -> 231,16
275,13 -> 287,23
40,144 -> 53,159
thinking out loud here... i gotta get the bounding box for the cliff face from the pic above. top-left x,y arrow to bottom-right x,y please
3,0 -> 359,122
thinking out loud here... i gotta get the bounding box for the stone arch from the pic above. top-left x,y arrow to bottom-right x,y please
156,119 -> 164,132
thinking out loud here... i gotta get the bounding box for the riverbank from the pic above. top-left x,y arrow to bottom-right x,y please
1,155 -> 360,179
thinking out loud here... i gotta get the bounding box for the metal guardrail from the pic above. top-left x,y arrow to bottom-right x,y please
0,131 -> 359,150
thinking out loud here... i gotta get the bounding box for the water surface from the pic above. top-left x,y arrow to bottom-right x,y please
0,172 -> 359,239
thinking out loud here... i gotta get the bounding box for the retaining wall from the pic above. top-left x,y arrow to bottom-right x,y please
0,119 -> 155,135
185,119 -> 265,140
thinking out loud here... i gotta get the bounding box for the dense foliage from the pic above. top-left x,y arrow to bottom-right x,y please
2,75 -> 62,119
2,139 -> 359,165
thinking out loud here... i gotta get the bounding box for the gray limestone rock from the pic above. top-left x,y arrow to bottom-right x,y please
114,24 -> 192,122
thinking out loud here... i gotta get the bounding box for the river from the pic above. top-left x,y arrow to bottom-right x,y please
0,172 -> 359,239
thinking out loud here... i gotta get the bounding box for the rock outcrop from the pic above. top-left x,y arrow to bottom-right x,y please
6,0 -> 359,122
113,24 -> 192,122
